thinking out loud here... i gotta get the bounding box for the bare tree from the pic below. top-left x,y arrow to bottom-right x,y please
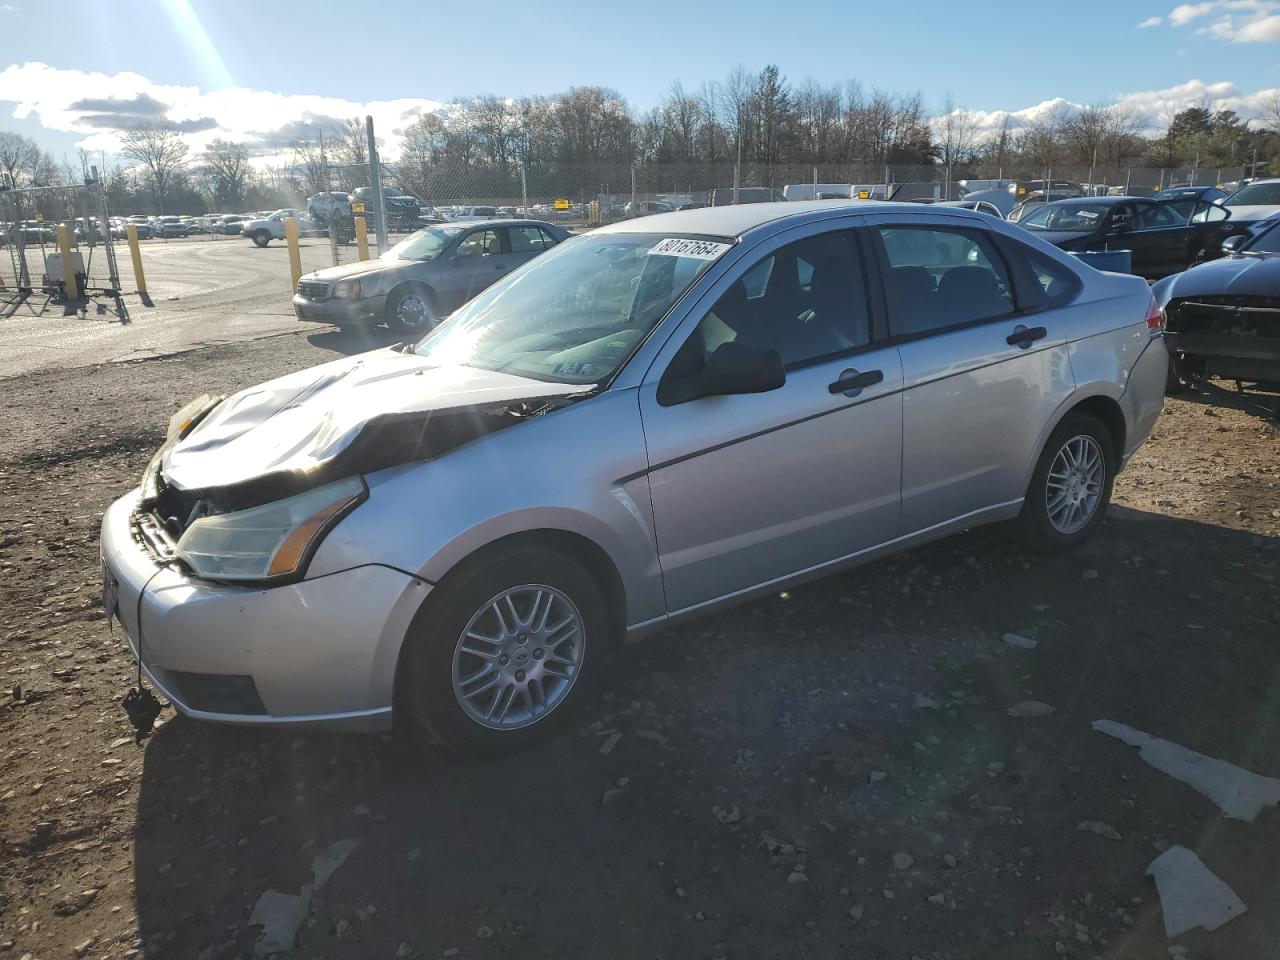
0,130 -> 40,187
119,122 -> 190,214
935,92 -> 977,193
333,118 -> 369,170
202,139 -> 251,209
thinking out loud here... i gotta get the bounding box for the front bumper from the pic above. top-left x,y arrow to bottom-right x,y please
293,293 -> 386,326
100,489 -> 428,731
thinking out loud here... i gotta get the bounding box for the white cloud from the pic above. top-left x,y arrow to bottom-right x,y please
1137,15 -> 1165,26
0,62 -> 444,162
1158,0 -> 1280,39
946,79 -> 1280,139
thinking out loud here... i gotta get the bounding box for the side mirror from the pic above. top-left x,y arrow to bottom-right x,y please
658,341 -> 785,405
1221,234 -> 1246,255
454,245 -> 475,259
1108,219 -> 1130,234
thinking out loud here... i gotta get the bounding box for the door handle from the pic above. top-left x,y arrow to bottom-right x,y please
1006,325 -> 1047,348
828,368 -> 883,395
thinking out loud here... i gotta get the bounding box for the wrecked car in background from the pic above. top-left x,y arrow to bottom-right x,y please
1155,217 -> 1280,393
99,201 -> 1167,754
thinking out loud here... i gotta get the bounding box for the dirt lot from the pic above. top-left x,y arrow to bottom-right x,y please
1,327 -> 1278,960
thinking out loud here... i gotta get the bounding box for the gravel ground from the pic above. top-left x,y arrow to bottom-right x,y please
1,328 -> 1278,960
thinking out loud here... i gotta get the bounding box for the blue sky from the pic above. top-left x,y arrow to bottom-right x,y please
2,0 -> 1279,160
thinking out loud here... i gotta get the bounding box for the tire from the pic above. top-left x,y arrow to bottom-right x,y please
385,283 -> 437,335
251,230 -> 271,247
1019,412 -> 1116,551
400,545 -> 607,755
1166,355 -> 1188,394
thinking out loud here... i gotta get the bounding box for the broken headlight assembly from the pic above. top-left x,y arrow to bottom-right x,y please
332,278 -> 362,299
141,394 -> 223,502
174,476 -> 368,583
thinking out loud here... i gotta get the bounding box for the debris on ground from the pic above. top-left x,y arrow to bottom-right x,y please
1093,720 -> 1280,822
1007,701 -> 1057,718
1147,845 -> 1247,937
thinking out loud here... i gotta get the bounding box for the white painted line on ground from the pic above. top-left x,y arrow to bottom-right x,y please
1093,719 -> 1280,822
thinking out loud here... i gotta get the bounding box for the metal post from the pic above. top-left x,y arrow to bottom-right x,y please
284,216 -> 303,291
733,121 -> 741,205
1125,168 -> 1131,194
354,215 -> 370,261
630,164 -> 637,218
365,115 -> 388,255
56,223 -> 79,299
125,224 -> 147,296
94,177 -> 121,294
520,163 -> 528,212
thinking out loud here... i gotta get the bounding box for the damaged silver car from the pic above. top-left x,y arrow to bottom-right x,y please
100,201 -> 1168,753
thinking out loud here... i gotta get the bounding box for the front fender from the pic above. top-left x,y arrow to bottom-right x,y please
307,388 -> 665,628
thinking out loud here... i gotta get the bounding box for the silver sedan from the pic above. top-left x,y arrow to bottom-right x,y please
100,201 -> 1168,753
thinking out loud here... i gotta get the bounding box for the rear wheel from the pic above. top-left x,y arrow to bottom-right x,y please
1019,412 -> 1115,550
385,284 -> 437,335
400,546 -> 606,754
251,230 -> 271,247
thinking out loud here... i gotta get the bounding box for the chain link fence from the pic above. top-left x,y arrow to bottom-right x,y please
1,181 -> 122,309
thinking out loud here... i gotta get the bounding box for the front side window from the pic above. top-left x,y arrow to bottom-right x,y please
1132,200 -> 1193,230
877,226 -> 1014,337
671,231 -> 870,373
412,233 -> 727,384
458,229 -> 501,257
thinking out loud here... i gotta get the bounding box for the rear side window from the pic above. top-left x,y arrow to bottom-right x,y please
995,236 -> 1082,311
875,226 -> 1015,338
508,226 -> 555,253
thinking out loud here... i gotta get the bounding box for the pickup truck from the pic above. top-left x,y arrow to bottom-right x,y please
242,209 -> 333,247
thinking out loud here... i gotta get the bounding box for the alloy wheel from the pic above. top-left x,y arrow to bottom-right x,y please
451,585 -> 585,731
1045,434 -> 1105,534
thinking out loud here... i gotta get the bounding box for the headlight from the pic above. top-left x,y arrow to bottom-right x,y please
167,393 -> 221,441
333,278 -> 362,299
175,476 -> 367,583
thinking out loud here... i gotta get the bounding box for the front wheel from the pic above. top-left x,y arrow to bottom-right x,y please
251,230 -> 271,247
385,284 -> 437,335
400,546 -> 607,755
1019,412 -> 1115,550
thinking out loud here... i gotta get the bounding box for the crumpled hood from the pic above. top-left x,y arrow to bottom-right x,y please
162,349 -> 593,490
1153,253 -> 1280,307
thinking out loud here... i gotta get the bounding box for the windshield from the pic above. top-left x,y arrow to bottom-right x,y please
1225,182 -> 1280,206
383,226 -> 465,261
1243,219 -> 1280,254
1018,203 -> 1112,231
412,233 -> 729,384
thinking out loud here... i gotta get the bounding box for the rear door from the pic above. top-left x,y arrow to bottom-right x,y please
866,214 -> 1077,534
504,224 -> 558,269
639,223 -> 903,613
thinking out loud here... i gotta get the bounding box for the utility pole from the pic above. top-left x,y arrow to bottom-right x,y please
520,162 -> 528,211
365,115 -> 388,255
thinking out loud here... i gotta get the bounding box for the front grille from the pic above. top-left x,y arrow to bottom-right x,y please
298,279 -> 329,300
131,510 -> 177,561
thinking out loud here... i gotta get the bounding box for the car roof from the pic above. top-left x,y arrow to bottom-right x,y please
1039,195 -> 1143,207
438,218 -> 560,229
595,200 -> 975,238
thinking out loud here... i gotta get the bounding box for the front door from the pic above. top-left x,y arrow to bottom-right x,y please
867,218 -> 1077,534
639,227 -> 903,614
1125,199 -> 1197,279
439,228 -> 504,311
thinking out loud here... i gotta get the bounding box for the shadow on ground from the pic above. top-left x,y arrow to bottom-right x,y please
307,327 -> 405,358
132,509 -> 1280,959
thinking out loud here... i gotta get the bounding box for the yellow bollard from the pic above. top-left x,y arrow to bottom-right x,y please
285,217 -> 303,291
354,215 -> 369,261
56,223 -> 80,299
125,224 -> 147,296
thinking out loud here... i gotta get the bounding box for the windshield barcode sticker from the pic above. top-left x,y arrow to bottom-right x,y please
650,238 -> 733,260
